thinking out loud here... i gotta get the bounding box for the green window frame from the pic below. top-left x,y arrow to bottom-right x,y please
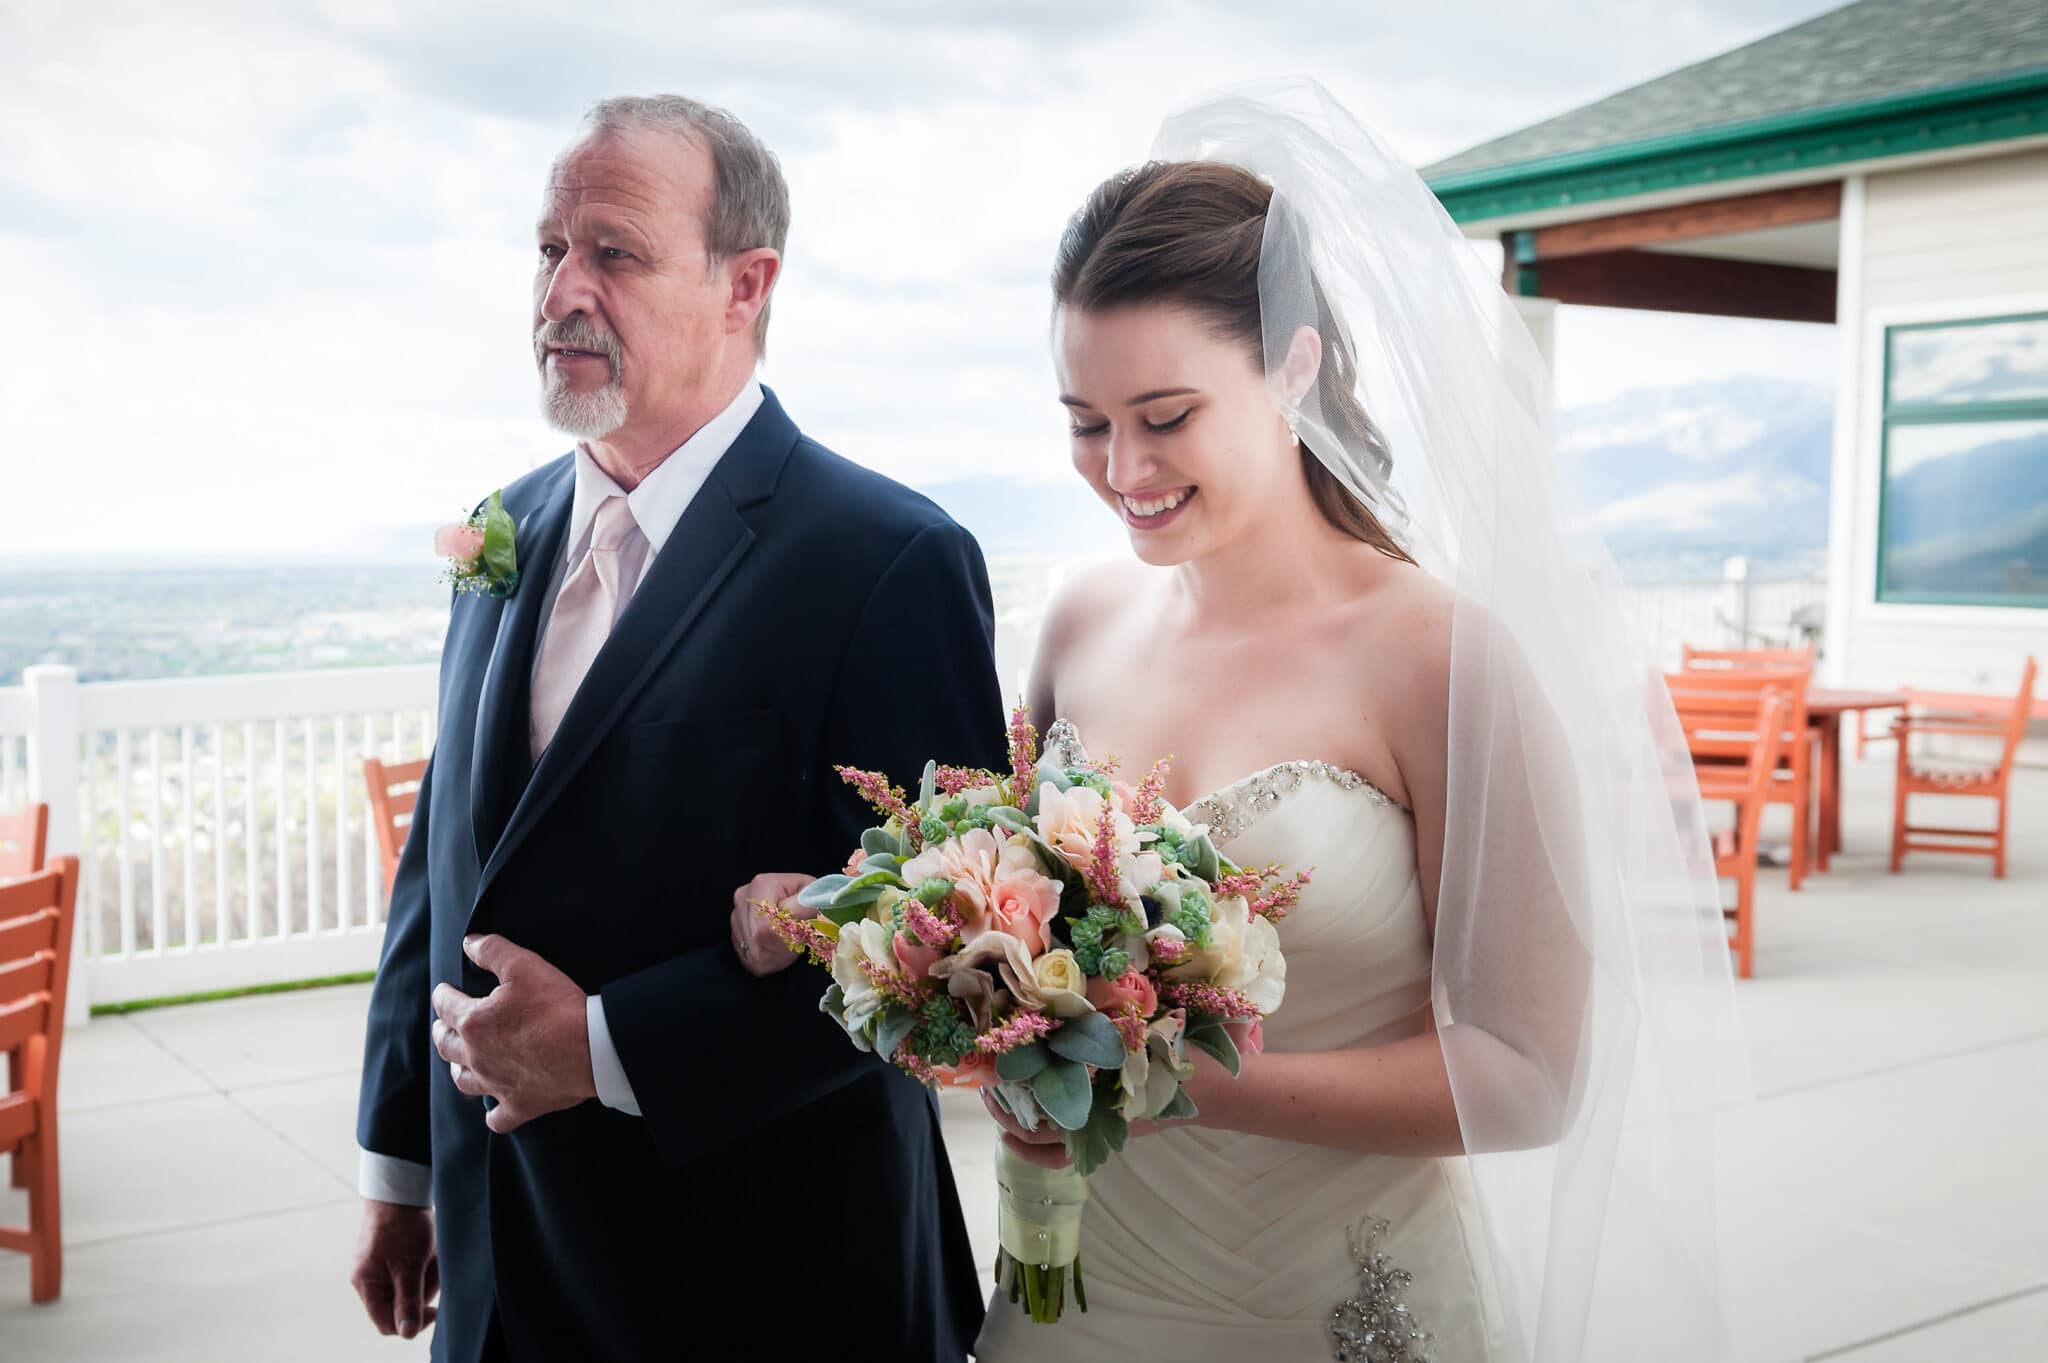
1875,310 -> 2048,609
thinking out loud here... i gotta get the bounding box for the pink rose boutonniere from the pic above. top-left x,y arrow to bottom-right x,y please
438,490 -> 520,598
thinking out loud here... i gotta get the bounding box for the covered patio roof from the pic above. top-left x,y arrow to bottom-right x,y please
1424,0 -> 2048,321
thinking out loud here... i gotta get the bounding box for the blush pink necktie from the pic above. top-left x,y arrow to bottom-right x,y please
529,495 -> 642,761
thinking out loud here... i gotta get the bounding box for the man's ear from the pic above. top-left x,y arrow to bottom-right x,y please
725,247 -> 782,338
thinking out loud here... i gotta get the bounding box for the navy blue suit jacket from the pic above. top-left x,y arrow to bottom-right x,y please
357,389 -> 1004,1362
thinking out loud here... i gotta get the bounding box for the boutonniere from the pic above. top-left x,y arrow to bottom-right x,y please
436,490 -> 520,598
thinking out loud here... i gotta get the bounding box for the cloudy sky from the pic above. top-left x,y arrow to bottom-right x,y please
0,0 -> 1846,558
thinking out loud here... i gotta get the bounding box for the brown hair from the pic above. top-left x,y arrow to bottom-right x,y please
1052,161 -> 1412,562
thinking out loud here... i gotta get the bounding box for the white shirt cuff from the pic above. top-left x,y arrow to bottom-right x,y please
358,1149 -> 433,1206
587,994 -> 642,1116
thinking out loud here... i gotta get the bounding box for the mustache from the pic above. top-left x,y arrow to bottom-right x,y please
533,318 -> 622,375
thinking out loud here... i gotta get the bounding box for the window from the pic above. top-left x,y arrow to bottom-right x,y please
1877,312 -> 2048,607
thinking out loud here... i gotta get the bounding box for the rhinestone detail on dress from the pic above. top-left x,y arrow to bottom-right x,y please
1044,717 -> 1088,770
1329,1216 -> 1435,1363
1187,759 -> 1396,844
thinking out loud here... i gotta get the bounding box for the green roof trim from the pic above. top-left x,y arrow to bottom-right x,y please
1429,64 -> 2048,225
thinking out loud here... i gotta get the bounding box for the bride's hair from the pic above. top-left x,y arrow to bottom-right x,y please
1053,161 -> 1413,564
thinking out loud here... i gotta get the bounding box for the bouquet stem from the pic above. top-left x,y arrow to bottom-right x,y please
993,1143 -> 1090,1323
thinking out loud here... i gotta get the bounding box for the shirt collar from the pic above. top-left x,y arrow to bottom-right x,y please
565,378 -> 764,561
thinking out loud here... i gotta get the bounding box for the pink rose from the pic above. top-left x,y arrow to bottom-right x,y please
842,848 -> 867,877
983,843 -> 1064,949
1087,968 -> 1158,1017
435,524 -> 486,563
901,827 -> 1007,938
1223,1018 -> 1265,1057
893,930 -> 942,982
1034,783 -> 1138,871
932,1048 -> 997,1090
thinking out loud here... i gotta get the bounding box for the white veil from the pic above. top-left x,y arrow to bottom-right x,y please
1152,80 -> 1795,1362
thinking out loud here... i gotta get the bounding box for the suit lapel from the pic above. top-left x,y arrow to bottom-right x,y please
467,465 -> 575,867
473,390 -> 800,904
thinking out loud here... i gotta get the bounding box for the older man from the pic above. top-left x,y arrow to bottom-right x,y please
351,95 -> 1001,1362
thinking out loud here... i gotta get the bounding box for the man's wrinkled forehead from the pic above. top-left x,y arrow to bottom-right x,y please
541,127 -> 705,222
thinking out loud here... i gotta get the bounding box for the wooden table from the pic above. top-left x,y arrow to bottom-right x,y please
1805,688 -> 1907,865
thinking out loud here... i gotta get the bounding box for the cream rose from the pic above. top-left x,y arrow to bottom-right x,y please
1216,907 -> 1287,1014
1164,894 -> 1250,983
1030,948 -> 1094,1019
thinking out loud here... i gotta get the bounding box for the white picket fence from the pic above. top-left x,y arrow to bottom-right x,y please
0,664 -> 438,1021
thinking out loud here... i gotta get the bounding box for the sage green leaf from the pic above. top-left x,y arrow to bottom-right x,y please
861,827 -> 906,859
481,490 -> 518,582
995,1039 -> 1051,1083
983,805 -> 1033,835
1065,1090 -> 1129,1178
1047,1011 -> 1126,1068
873,1006 -> 918,1062
1183,1018 -> 1242,1078
918,759 -> 938,809
796,874 -> 852,909
1153,1086 -> 1200,1122
1029,1058 -> 1093,1130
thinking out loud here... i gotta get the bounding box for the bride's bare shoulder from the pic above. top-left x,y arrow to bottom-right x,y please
1027,558 -> 1153,709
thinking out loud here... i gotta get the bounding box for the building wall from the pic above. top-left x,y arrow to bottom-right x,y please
1828,146 -> 2048,699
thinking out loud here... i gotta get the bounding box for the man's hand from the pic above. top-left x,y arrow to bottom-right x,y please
729,873 -> 819,978
430,934 -> 595,1133
351,1200 -> 438,1339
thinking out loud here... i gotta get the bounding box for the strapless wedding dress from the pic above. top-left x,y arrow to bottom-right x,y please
975,722 -> 1503,1363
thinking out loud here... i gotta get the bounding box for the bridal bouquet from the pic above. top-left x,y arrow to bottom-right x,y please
756,708 -> 1301,1323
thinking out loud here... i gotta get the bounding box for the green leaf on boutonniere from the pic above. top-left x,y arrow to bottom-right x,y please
481,490 -> 518,584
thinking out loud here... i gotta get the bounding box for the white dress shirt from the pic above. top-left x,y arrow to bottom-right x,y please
359,379 -> 764,1206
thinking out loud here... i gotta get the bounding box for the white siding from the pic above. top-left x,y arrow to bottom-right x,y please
1831,147 -> 2048,699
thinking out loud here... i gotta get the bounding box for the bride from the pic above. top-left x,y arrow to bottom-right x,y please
744,82 -> 1792,1363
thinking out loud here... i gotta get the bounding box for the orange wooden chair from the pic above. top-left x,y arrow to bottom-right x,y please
0,855 -> 79,1303
1674,689 -> 1790,979
1681,644 -> 1816,674
0,803 -> 47,1192
363,758 -> 427,897
1666,668 -> 1817,888
1890,656 -> 2038,878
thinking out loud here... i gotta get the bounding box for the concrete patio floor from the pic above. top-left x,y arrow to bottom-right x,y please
3,758 -> 2044,1360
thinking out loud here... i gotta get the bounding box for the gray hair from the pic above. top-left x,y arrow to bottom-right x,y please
579,94 -> 791,353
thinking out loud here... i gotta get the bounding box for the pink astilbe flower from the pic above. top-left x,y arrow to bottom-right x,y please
902,897 -> 960,951
935,766 -> 997,796
834,766 -> 921,850
1212,867 -> 1273,901
1110,1001 -> 1148,1053
1253,868 -> 1315,922
1130,755 -> 1174,826
1148,935 -> 1191,967
1086,798 -> 1123,906
894,1045 -> 938,1085
975,1009 -> 1055,1055
1160,980 -> 1262,1021
748,901 -> 838,967
1006,705 -> 1038,808
860,958 -> 926,1010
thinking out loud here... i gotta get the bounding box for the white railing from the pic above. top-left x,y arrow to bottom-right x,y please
0,567 -> 1823,1024
1617,564 -> 1828,672
2,664 -> 438,1021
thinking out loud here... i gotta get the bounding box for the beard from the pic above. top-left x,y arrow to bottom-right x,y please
534,317 -> 628,439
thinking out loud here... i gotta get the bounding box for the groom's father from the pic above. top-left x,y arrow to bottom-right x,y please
352,95 -> 1002,1363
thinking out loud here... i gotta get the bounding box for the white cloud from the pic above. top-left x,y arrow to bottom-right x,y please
0,0 -> 1849,556
1592,472 -> 1768,533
